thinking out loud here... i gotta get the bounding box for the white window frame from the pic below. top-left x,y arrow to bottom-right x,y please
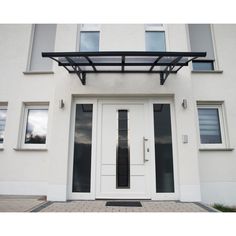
197,103 -> 228,149
145,24 -> 169,51
186,24 -> 220,71
26,24 -> 56,73
76,24 -> 101,51
20,103 -> 49,150
0,105 -> 7,148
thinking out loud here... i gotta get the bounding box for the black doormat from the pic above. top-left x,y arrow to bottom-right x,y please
106,201 -> 142,207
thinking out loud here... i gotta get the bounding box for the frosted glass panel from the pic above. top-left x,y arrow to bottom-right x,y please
146,31 -> 166,51
30,24 -> 56,71
80,32 -> 99,52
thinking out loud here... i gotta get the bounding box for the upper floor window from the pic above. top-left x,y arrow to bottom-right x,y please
77,24 -> 100,51
0,106 -> 7,145
28,24 -> 57,72
145,24 -> 166,51
188,24 -> 215,71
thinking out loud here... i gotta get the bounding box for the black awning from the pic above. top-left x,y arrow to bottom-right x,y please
42,51 -> 206,85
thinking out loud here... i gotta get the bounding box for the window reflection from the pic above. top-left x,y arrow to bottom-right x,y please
25,109 -> 48,144
146,31 -> 166,51
153,104 -> 174,193
0,109 -> 7,143
80,32 -> 99,52
73,104 -> 93,193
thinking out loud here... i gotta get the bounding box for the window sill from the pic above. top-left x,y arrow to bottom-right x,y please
199,148 -> 234,151
13,148 -> 48,151
191,70 -> 223,74
23,71 -> 54,75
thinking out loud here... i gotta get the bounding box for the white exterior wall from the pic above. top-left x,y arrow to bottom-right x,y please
0,24 -> 235,205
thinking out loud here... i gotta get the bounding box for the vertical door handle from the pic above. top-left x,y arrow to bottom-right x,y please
143,137 -> 149,163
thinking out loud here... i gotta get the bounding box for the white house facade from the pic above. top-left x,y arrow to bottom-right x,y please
0,24 -> 236,205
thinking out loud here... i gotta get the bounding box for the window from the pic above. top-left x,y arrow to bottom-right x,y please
77,24 -> 100,51
28,24 -> 56,72
188,24 -> 215,71
145,24 -> 166,51
197,104 -> 227,147
0,106 -> 7,145
21,104 -> 49,149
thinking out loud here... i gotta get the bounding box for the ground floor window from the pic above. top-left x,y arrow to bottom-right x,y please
20,103 -> 49,149
197,103 -> 227,148
0,106 -> 7,144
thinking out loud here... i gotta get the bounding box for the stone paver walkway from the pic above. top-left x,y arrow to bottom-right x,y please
0,195 -> 45,212
0,195 -> 217,212
37,200 -> 215,212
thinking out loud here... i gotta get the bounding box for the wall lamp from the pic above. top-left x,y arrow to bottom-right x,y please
59,99 -> 65,109
182,99 -> 187,109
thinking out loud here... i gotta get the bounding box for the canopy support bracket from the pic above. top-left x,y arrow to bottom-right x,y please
66,57 -> 86,85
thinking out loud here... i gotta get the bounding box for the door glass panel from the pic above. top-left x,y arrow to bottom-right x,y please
117,110 -> 130,188
153,104 -> 174,193
72,104 -> 93,192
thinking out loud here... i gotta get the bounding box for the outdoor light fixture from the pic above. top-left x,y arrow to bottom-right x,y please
59,99 -> 65,109
182,99 -> 187,109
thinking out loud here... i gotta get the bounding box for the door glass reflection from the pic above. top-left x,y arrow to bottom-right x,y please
72,104 -> 93,192
117,110 -> 130,188
153,104 -> 174,193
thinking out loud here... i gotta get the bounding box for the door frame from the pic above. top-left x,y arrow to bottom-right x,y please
67,98 -> 98,200
67,96 -> 179,200
148,97 -> 179,200
95,98 -> 152,199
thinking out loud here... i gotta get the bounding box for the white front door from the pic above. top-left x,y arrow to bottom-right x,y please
96,100 -> 151,199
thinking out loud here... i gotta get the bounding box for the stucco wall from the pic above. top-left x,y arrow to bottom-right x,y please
0,24 -> 235,204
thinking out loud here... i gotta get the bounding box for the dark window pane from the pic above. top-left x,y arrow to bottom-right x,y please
0,109 -> 7,143
117,110 -> 130,188
198,108 -> 222,144
192,61 -> 214,71
80,32 -> 99,52
72,104 -> 93,192
153,104 -> 174,193
146,31 -> 166,51
25,109 -> 48,144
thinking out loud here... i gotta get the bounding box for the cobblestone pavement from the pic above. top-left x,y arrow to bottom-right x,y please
0,196 -> 217,212
0,195 -> 45,212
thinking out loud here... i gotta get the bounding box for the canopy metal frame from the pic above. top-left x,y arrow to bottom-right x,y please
42,51 -> 206,85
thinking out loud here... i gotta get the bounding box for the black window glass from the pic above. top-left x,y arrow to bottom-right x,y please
153,104 -> 174,193
25,109 -> 48,144
117,110 -> 130,188
72,104 -> 93,192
